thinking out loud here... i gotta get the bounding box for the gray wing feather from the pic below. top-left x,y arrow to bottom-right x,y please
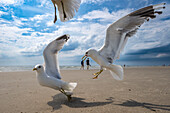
43,40 -> 61,79
43,35 -> 69,79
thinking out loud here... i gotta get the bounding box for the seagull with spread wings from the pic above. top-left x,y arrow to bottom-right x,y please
82,3 -> 166,80
33,34 -> 77,101
51,0 -> 81,23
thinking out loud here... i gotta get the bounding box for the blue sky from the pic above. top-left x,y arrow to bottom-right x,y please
0,0 -> 170,66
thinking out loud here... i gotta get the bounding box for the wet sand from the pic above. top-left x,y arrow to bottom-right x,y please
0,67 -> 170,113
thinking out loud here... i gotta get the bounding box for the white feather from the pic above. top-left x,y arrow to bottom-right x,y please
36,66 -> 77,92
52,0 -> 81,22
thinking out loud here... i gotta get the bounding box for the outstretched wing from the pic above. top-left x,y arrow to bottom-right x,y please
53,0 -> 81,22
43,34 -> 70,79
99,3 -> 165,63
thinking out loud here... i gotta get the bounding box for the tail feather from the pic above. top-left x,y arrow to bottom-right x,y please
62,82 -> 77,92
106,64 -> 124,80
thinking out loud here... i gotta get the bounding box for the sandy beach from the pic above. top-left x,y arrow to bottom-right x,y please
0,67 -> 170,113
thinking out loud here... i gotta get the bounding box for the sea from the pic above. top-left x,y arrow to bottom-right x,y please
0,65 -> 100,72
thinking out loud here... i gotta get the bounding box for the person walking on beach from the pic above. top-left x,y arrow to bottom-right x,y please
86,58 -> 91,70
80,60 -> 84,70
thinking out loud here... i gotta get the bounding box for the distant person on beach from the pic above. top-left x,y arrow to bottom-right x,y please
86,58 -> 91,70
80,60 -> 84,70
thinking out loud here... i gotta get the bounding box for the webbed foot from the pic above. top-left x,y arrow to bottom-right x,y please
93,76 -> 98,79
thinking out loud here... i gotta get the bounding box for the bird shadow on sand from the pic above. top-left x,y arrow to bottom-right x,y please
47,93 -> 113,111
114,99 -> 170,112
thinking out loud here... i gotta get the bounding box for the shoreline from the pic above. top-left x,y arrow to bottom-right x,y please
0,65 -> 169,72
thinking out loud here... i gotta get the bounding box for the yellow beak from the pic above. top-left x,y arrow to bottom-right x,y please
82,55 -> 87,61
33,68 -> 37,71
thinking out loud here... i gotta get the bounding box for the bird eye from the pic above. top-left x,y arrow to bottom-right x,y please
38,66 -> 41,68
86,52 -> 88,54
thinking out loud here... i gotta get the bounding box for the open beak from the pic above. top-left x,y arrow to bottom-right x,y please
82,55 -> 87,61
33,68 -> 37,71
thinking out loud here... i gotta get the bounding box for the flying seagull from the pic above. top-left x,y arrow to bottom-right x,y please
33,34 -> 77,101
82,3 -> 166,80
51,0 -> 81,23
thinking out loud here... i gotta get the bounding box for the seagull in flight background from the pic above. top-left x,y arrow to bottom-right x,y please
82,3 -> 166,80
51,0 -> 81,23
33,34 -> 77,101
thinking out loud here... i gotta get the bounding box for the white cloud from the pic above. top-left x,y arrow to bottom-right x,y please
0,19 -> 11,24
131,42 -> 161,50
127,18 -> 170,52
36,0 -> 52,8
139,53 -> 170,59
30,14 -> 50,21
0,23 -> 33,57
12,15 -> 25,26
78,8 -> 131,23
0,24 -> 32,40
81,8 -> 111,20
156,53 -> 169,58
0,0 -> 24,6
31,0 -> 112,5
28,13 -> 54,27
20,18 -> 28,21
81,0 -> 111,4
46,21 -> 54,27
0,11 -> 8,16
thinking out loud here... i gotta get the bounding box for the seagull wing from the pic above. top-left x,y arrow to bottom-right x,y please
43,34 -> 69,79
54,0 -> 81,22
99,3 -> 165,63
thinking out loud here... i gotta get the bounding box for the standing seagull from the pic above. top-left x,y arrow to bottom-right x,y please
33,34 -> 77,101
82,3 -> 166,80
51,0 -> 81,23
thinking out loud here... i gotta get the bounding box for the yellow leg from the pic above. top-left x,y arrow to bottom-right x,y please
93,71 -> 100,75
82,55 -> 87,62
93,69 -> 103,79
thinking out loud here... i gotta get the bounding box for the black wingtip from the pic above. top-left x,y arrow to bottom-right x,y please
155,11 -> 163,15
